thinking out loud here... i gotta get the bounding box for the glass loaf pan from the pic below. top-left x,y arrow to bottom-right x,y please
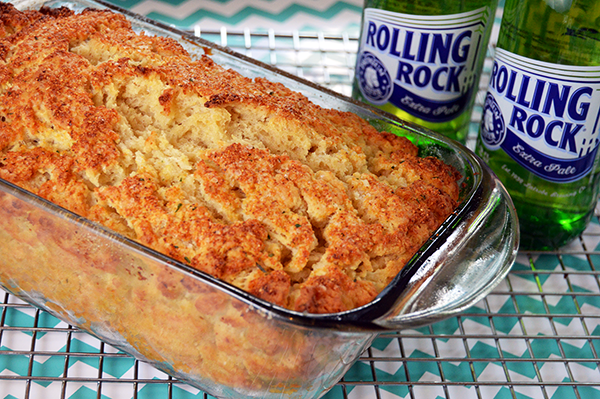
0,0 -> 519,398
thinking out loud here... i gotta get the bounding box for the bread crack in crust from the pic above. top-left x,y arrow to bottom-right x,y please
0,3 -> 461,313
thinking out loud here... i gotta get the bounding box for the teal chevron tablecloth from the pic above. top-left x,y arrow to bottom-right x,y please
1,1 -> 600,399
109,0 -> 364,34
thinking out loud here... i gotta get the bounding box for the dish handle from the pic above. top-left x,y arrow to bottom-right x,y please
373,166 -> 520,330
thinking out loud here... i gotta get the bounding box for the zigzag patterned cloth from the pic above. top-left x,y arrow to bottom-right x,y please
106,0 -> 363,34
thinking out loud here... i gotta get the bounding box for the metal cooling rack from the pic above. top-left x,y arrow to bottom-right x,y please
1,28 -> 600,399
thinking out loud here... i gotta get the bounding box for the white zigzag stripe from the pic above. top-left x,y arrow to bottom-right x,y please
540,354 -> 570,392
0,377 -> 30,399
446,385 -> 485,399
511,271 -> 543,291
173,381 -> 202,395
512,385 -> 544,398
192,12 -> 361,34
412,372 -> 446,395
1,330 -> 39,352
26,380 -> 66,399
567,273 -> 600,293
131,0 -> 362,20
569,361 -> 600,384
368,341 -> 403,375
477,362 -> 508,386
66,360 -> 102,379
461,318 -> 493,336
580,303 -> 600,332
101,382 -> 136,399
347,384 -> 399,398
137,358 -> 170,379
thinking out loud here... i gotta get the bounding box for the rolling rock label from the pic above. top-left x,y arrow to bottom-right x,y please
481,48 -> 600,183
355,7 -> 492,122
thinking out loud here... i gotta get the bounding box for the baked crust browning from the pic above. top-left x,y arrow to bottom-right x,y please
0,3 -> 461,313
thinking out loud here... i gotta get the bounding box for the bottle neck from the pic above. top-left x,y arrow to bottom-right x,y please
497,0 -> 600,66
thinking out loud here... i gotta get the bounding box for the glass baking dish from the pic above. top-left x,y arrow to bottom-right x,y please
0,0 -> 519,397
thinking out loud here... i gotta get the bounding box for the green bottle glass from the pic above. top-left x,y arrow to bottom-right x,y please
475,0 -> 600,250
352,0 -> 499,143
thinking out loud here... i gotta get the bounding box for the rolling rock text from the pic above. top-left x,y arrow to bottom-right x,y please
480,49 -> 600,183
356,8 -> 490,122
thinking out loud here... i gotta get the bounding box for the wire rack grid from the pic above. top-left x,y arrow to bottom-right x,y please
1,28 -> 600,399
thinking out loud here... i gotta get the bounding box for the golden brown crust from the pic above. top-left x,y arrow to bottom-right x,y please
0,3 -> 461,313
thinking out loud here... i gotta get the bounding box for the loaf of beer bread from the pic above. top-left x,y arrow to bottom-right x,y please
0,3 -> 460,313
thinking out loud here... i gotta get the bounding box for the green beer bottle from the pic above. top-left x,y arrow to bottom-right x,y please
475,0 -> 600,250
352,0 -> 498,143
